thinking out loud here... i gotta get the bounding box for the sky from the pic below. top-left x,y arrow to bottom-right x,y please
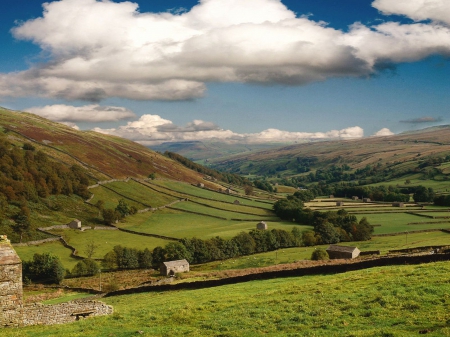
0,0 -> 449,145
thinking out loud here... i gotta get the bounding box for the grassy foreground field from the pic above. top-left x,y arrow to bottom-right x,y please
7,261 -> 450,336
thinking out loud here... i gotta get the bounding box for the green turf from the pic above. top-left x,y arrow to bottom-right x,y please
14,241 -> 80,270
118,209 -> 304,240
7,261 -> 450,336
47,228 -> 171,259
153,180 -> 274,209
355,213 -> 450,234
106,180 -> 178,208
170,201 -> 279,221
187,198 -> 275,216
88,185 -> 145,210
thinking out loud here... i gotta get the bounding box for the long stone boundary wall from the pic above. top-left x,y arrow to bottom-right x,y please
372,228 -> 443,237
113,226 -> 180,242
105,252 -> 450,297
12,238 -> 60,247
22,300 -> 113,326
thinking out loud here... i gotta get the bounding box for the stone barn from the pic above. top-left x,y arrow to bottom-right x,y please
326,245 -> 360,260
392,202 -> 405,207
329,195 -> 334,199
225,188 -> 232,194
336,201 -> 344,207
197,183 -> 205,188
352,196 -> 359,201
68,219 -> 81,229
160,259 -> 190,276
233,200 -> 241,205
0,236 -> 23,327
257,221 -> 268,230
363,198 -> 371,203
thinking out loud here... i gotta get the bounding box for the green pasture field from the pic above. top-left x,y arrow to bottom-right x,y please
14,241 -> 80,270
47,228 -> 171,259
88,186 -> 145,210
194,231 -> 450,272
170,201 -> 279,221
355,212 -> 450,234
29,195 -> 100,229
105,180 -> 178,208
190,198 -> 275,216
153,180 -> 274,209
118,209 -> 304,239
8,261 -> 450,336
370,175 -> 450,192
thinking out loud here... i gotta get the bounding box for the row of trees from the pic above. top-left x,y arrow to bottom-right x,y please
102,228 -> 303,271
273,194 -> 374,244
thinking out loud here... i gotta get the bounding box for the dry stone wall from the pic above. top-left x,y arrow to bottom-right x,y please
22,300 -> 113,326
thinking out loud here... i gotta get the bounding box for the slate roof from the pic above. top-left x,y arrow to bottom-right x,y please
326,245 -> 358,253
0,242 -> 22,265
162,259 -> 189,268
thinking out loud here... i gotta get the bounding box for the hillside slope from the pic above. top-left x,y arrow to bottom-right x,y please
0,108 -> 213,185
210,126 -> 450,182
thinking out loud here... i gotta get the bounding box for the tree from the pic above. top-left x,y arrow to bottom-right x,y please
148,173 -> 156,180
102,208 -> 120,224
315,221 -> 340,244
23,253 -> 65,284
139,248 -> 153,269
244,185 -> 254,196
13,206 -> 31,243
85,240 -> 99,259
165,242 -> 192,261
311,249 -> 329,261
302,231 -> 317,246
71,259 -> 99,277
102,250 -> 118,270
115,199 -> 130,218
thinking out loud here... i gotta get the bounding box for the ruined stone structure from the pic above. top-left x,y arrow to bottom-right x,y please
1,235 -> 113,328
0,237 -> 23,327
160,259 -> 190,276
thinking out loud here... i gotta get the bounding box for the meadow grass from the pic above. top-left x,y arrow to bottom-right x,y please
170,201 -> 279,221
15,241 -> 80,270
153,180 -> 274,209
106,180 -> 178,207
47,228 -> 171,259
7,261 -> 450,336
187,198 -> 275,216
355,213 -> 450,234
88,186 -> 145,210
118,209 -> 303,239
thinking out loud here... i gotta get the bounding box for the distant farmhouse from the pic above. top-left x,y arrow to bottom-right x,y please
336,201 -> 344,207
326,245 -> 360,259
392,202 -> 405,207
257,221 -> 268,230
160,259 -> 190,276
68,219 -> 81,229
234,200 -> 241,205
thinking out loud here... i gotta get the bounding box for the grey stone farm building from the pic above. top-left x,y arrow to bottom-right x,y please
68,219 -> 82,229
160,259 -> 190,276
336,201 -> 344,207
326,245 -> 360,260
257,221 -> 268,230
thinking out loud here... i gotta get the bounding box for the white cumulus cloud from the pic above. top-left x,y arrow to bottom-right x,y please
25,104 -> 136,122
0,0 -> 447,101
92,113 -> 364,145
372,128 -> 395,137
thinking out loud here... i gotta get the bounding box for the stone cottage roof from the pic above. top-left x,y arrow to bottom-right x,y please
326,245 -> 358,253
162,259 -> 189,268
0,241 -> 21,265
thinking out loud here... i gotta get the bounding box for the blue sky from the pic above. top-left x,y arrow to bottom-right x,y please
0,0 -> 449,145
